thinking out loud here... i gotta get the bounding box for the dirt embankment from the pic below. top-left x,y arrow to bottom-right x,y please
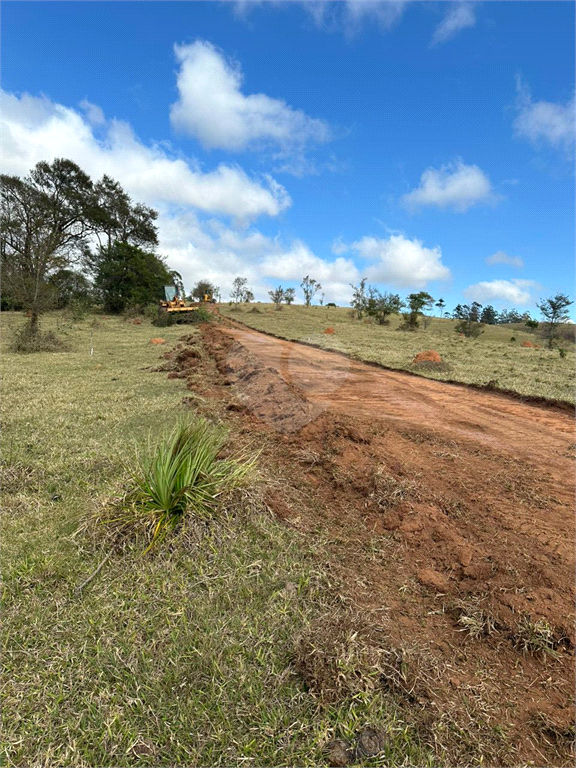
154,324 -> 575,766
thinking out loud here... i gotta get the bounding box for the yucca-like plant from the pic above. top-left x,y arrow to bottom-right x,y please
112,419 -> 253,552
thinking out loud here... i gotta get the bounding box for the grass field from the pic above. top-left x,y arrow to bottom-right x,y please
1,311 -> 440,767
219,304 -> 575,404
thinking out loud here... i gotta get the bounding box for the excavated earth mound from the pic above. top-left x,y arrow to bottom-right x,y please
412,349 -> 442,364
201,332 -> 321,433
154,322 -> 575,766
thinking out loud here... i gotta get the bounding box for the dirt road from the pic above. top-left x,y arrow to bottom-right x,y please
221,324 -> 574,470
173,323 -> 576,764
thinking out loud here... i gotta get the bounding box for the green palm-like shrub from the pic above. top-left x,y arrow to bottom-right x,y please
111,419 -> 254,551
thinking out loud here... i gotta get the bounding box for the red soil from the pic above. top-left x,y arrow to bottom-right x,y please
159,321 -> 576,765
412,349 -> 442,364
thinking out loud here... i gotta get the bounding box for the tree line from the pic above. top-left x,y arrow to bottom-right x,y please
1,158 -> 179,333
224,270 -> 573,348
2,159 -> 572,351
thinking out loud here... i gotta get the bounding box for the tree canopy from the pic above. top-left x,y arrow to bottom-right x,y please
94,242 -> 172,313
1,158 -> 164,330
537,293 -> 574,348
1,159 -> 98,327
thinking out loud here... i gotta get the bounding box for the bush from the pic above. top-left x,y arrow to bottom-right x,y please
122,305 -> 145,321
65,297 -> 93,322
109,419 -> 254,552
10,322 -> 69,353
455,319 -> 484,338
151,311 -> 176,327
152,306 -> 211,326
144,303 -> 161,321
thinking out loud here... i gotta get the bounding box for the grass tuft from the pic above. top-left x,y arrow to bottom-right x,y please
514,616 -> 561,659
107,419 -> 254,551
294,609 -> 387,704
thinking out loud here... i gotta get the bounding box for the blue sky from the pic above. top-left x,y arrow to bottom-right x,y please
2,1 -> 575,314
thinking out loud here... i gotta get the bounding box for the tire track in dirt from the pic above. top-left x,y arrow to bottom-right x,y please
219,324 -> 574,480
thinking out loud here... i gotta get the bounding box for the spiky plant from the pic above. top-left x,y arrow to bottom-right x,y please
110,419 -> 253,551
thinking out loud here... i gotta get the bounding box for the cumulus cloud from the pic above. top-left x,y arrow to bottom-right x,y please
234,1 -> 405,35
485,251 -> 524,269
351,234 -> 451,288
170,40 -> 331,153
1,90 -> 290,221
430,2 -> 476,47
401,160 -> 500,212
463,279 -> 538,306
261,240 -> 359,303
0,89 -> 360,303
514,76 -> 575,152
160,213 -> 360,304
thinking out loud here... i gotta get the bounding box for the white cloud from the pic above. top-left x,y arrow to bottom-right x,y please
261,240 -> 359,303
514,77 -> 575,152
430,2 -> 476,47
340,0 -> 406,34
401,160 -> 500,212
485,251 -> 524,269
170,40 -> 331,153
1,90 -> 290,221
351,234 -> 451,288
234,1 -> 406,35
463,279 -> 538,306
0,88 -> 362,305
160,214 -> 360,304
331,236 -> 349,255
79,99 -> 105,125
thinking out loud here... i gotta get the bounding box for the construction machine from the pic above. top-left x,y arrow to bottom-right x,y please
159,285 -> 199,318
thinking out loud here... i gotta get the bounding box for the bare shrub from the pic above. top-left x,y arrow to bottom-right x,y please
10,322 -> 69,353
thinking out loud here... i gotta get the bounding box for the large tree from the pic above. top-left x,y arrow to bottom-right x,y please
91,174 -> 158,257
230,277 -> 253,303
94,242 -> 172,313
1,159 -> 98,332
480,304 -> 498,325
191,280 -> 216,301
47,269 -> 93,309
453,304 -> 485,338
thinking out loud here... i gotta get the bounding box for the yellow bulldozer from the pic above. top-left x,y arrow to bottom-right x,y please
159,285 -> 199,317
158,285 -> 215,323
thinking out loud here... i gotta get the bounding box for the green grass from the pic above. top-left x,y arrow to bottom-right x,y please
220,304 -> 575,404
2,311 -> 441,767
